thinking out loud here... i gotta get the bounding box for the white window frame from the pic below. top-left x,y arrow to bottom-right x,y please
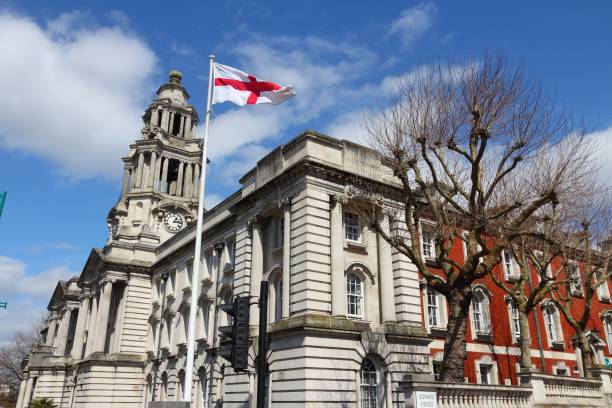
543,303 -> 564,347
603,313 -> 612,353
423,286 -> 447,331
462,232 -> 484,264
508,300 -> 521,344
567,262 -> 583,296
347,272 -> 364,319
274,279 -> 283,323
596,270 -> 611,301
470,287 -> 491,337
502,250 -> 520,281
475,357 -> 499,385
420,222 -> 436,260
344,211 -> 362,243
358,357 -> 383,408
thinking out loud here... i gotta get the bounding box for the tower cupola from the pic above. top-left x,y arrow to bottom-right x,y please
142,70 -> 199,139
106,71 -> 203,259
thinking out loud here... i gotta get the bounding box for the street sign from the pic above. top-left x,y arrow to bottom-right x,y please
415,390 -> 437,408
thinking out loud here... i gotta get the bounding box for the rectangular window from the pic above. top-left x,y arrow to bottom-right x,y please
555,368 -> 569,376
273,217 -> 284,249
344,211 -> 361,242
427,289 -> 440,328
545,310 -> 557,342
472,299 -> 483,333
479,364 -> 493,384
567,263 -> 582,296
433,361 -> 442,382
422,230 -> 435,259
504,251 -> 519,280
510,302 -> 521,341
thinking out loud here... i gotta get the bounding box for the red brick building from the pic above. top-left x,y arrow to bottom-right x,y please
418,234 -> 612,385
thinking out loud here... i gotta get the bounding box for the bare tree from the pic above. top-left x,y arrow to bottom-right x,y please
0,319 -> 44,401
550,185 -> 612,377
358,54 -> 596,382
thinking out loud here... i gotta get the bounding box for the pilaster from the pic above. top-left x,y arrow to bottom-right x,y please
330,195 -> 344,316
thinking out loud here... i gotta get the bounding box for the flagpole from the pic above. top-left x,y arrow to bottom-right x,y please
184,54 -> 215,402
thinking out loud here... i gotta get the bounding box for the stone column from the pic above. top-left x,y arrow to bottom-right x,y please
330,196 -> 345,316
121,167 -> 130,195
149,151 -> 157,189
178,115 -> 185,137
153,155 -> 162,191
168,112 -> 174,133
16,376 -> 27,408
185,117 -> 192,138
184,163 -> 193,198
249,217 -> 263,326
21,376 -> 34,408
45,316 -> 57,347
161,110 -> 169,131
94,279 -> 113,353
378,217 -> 396,323
161,157 -> 169,193
281,199 -> 291,318
176,161 -> 185,196
193,164 -> 200,199
71,295 -> 90,359
53,308 -> 71,355
135,152 -> 145,189
84,293 -> 98,357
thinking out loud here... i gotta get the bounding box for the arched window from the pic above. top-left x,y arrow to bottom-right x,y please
347,272 -> 364,319
471,287 -> 491,336
360,358 -> 380,408
603,313 -> 612,353
275,279 -> 283,322
543,303 -> 563,345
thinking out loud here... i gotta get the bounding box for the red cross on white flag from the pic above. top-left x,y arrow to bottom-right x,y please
212,63 -> 296,106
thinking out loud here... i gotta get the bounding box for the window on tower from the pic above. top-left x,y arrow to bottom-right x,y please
172,113 -> 182,136
157,110 -> 163,127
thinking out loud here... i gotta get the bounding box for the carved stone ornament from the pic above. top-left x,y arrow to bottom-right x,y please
247,215 -> 260,236
329,193 -> 347,209
279,197 -> 292,211
99,277 -> 113,288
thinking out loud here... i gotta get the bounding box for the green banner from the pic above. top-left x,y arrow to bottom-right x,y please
0,191 -> 6,218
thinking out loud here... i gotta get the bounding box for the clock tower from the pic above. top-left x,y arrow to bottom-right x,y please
105,70 -> 202,262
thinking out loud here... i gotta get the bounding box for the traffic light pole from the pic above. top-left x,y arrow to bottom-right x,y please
257,281 -> 268,408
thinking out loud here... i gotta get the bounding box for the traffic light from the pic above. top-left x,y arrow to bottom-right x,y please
218,296 -> 250,370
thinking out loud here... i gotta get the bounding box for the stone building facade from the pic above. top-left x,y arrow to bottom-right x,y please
17,72 -> 432,408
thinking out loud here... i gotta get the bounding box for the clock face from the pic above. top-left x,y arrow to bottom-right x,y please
163,212 -> 184,233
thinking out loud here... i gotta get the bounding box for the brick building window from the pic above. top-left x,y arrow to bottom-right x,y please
603,313 -> 612,353
503,250 -> 520,280
508,301 -> 521,342
543,303 -> 564,346
424,286 -> 446,330
471,287 -> 491,336
567,262 -> 583,296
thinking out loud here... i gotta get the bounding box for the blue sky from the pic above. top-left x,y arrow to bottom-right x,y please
0,0 -> 611,342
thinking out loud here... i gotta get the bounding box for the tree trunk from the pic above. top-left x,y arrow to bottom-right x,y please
518,309 -> 533,370
577,329 -> 595,378
440,290 -> 471,383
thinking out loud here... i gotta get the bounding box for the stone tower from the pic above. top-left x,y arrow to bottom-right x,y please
105,70 -> 201,262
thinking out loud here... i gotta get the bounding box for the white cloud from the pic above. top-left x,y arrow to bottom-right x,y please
206,36 -> 377,184
0,12 -> 157,180
0,255 -> 77,343
587,126 -> 612,184
0,256 -> 76,296
389,2 -> 437,47
171,41 -> 193,56
324,110 -> 369,145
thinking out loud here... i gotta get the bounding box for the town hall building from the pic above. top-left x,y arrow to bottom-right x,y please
16,71 -> 612,408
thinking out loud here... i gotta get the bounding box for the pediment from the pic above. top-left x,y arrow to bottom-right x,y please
78,248 -> 106,286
